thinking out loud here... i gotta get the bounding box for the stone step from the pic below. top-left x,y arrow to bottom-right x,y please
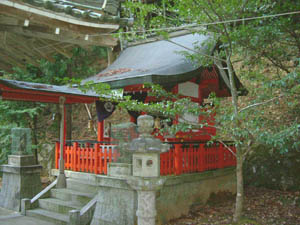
67,178 -> 98,194
26,208 -> 68,225
51,188 -> 94,205
38,198 -> 81,214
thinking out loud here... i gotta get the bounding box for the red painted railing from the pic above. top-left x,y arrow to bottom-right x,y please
55,141 -> 118,175
55,141 -> 236,176
160,142 -> 236,176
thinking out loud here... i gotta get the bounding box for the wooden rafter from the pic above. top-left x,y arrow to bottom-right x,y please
0,0 -> 122,72
0,25 -> 117,47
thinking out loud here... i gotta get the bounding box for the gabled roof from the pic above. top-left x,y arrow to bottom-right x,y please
84,33 -> 214,89
84,32 -> 247,96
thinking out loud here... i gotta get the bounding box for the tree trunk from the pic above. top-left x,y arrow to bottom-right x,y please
233,151 -> 244,222
225,49 -> 244,222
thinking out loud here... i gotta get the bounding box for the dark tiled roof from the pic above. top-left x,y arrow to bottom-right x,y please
18,0 -> 131,24
84,33 -> 214,88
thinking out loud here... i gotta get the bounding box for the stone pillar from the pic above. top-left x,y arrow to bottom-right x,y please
137,191 -> 156,225
0,128 -> 42,211
126,177 -> 165,225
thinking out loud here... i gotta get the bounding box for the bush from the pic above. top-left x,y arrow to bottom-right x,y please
244,144 -> 300,191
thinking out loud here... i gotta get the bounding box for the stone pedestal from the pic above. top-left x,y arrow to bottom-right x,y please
90,185 -> 137,225
108,163 -> 132,178
126,177 -> 166,225
0,154 -> 42,211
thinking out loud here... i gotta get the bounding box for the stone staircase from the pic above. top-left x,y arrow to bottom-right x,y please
26,178 -> 98,225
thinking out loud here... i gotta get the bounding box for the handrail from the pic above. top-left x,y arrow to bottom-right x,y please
21,179 -> 58,215
69,195 -> 98,225
60,139 -> 234,145
80,195 -> 97,217
31,179 -> 57,204
64,140 -> 118,144
163,141 -> 235,145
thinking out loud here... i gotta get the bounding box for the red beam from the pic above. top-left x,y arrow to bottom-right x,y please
0,84 -> 98,104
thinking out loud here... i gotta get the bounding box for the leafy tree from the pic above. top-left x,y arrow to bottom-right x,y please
115,0 -> 300,222
0,46 -> 107,165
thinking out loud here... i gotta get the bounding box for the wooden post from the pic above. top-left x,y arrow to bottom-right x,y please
104,146 -> 107,175
55,141 -> 59,169
72,142 -> 77,171
199,144 -> 205,172
174,144 -> 182,175
97,121 -> 104,142
94,143 -> 99,174
130,116 -> 136,123
64,106 -> 66,156
57,96 -> 67,188
218,143 -> 224,169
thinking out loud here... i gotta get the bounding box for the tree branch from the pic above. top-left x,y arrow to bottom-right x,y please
166,39 -> 226,63
239,0 -> 249,17
218,140 -> 237,157
207,0 -> 233,51
239,95 -> 283,113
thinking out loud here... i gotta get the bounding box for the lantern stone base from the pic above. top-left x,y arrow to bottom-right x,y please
0,155 -> 42,211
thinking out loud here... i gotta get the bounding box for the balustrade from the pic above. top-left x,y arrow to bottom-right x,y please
55,140 -> 236,176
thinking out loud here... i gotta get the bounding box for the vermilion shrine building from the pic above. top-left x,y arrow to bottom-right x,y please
0,34 -> 245,225
0,32 -> 246,224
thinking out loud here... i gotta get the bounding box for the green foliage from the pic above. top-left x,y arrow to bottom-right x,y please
244,143 -> 300,191
118,0 -> 300,219
0,46 -> 108,166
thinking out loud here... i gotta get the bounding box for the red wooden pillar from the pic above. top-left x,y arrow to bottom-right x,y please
55,141 -> 59,169
130,116 -> 136,123
72,142 -> 78,171
94,143 -> 99,174
63,106 -> 66,161
199,144 -> 205,172
104,146 -> 108,174
174,144 -> 182,175
97,121 -> 104,142
218,143 -> 222,169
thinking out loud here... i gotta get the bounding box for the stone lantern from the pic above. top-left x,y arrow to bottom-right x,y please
127,115 -> 169,177
125,115 -> 169,225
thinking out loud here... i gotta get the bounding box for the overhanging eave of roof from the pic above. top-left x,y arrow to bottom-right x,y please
0,79 -> 99,104
104,68 -> 202,89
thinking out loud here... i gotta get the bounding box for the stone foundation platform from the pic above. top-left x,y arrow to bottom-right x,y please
52,167 -> 236,225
